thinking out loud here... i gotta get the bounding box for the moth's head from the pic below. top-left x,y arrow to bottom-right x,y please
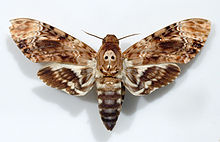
103,34 -> 119,44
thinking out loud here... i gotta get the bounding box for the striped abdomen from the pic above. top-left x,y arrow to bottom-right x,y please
96,77 -> 125,130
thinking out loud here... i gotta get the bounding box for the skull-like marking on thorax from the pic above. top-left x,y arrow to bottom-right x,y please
97,35 -> 123,76
103,50 -> 116,67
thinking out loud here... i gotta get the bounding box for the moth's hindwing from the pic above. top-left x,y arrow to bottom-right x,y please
38,63 -> 96,96
123,18 -> 211,96
10,18 -> 97,96
123,63 -> 180,96
9,18 -> 96,65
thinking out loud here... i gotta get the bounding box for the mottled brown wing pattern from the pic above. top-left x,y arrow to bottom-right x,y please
123,18 -> 211,66
38,63 -> 96,96
123,63 -> 180,96
10,18 -> 97,96
9,18 -> 96,65
123,18 -> 211,96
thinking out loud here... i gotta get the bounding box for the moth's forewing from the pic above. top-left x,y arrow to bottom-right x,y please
122,18 -> 211,96
10,18 -> 97,96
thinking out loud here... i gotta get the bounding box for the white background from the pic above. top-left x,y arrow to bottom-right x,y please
0,0 -> 219,142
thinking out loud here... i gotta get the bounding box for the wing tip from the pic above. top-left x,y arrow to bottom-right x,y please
9,18 -> 34,33
184,18 -> 211,30
9,18 -> 35,22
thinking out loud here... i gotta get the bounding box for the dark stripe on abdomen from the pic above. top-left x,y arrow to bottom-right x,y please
97,90 -> 122,131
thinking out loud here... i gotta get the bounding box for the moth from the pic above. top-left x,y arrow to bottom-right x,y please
9,18 -> 211,131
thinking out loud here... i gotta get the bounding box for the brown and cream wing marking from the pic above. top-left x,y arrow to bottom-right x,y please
9,18 -> 96,65
10,18 -> 97,96
123,63 -> 180,96
38,63 -> 96,96
123,18 -> 211,66
123,18 -> 211,96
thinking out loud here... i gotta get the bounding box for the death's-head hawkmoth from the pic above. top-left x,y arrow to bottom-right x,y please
9,18 -> 211,131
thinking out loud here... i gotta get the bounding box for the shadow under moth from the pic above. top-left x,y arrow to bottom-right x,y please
9,18 -> 211,131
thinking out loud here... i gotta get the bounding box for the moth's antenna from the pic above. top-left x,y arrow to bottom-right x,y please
118,33 -> 140,40
82,30 -> 103,40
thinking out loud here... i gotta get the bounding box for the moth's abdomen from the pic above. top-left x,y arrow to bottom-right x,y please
98,91 -> 122,131
96,77 -> 124,131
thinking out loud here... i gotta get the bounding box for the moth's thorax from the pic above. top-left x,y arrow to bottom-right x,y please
97,35 -> 122,77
